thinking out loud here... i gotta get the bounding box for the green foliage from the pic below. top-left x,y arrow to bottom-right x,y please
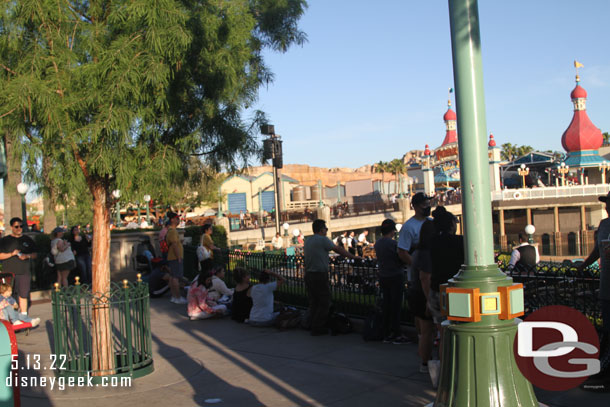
500,143 -> 534,162
1,0 -> 308,211
212,225 -> 228,248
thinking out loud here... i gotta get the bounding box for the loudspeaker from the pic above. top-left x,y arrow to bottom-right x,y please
260,124 -> 275,135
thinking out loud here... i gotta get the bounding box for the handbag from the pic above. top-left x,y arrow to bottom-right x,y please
196,245 -> 211,262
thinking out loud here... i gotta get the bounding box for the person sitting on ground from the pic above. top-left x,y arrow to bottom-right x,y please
0,283 -> 40,327
208,266 -> 234,304
147,265 -> 171,298
231,267 -> 253,323
247,269 -> 285,327
271,233 -> 284,250
186,269 -> 227,321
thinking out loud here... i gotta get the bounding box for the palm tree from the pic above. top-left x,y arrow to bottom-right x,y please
389,159 -> 406,194
373,161 -> 388,195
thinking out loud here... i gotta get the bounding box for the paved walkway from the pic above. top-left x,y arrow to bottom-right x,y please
12,299 -> 608,407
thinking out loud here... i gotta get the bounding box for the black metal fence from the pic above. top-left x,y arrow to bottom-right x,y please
211,250 -> 602,330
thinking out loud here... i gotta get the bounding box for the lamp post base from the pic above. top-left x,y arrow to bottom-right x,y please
429,319 -> 539,407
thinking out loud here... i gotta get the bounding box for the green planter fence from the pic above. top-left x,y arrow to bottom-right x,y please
51,278 -> 154,382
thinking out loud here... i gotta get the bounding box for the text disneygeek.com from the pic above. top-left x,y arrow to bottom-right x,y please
7,373 -> 132,390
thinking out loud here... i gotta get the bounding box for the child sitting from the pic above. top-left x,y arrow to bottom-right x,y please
231,267 -> 253,323
187,270 -> 227,321
247,269 -> 285,327
0,283 -> 40,327
208,267 -> 234,304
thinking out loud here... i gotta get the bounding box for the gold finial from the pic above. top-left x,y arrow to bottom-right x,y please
75,276 -> 80,286
448,87 -> 454,107
54,282 -> 60,292
574,60 -> 583,82
137,273 -> 142,283
123,279 -> 129,289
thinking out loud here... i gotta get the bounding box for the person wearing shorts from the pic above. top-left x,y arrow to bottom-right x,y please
0,217 -> 38,315
166,212 -> 186,304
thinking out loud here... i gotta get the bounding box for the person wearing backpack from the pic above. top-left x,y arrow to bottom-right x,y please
158,220 -> 170,261
374,219 -> 408,344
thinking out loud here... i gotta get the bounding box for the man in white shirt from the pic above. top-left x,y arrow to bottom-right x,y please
509,233 -> 540,270
271,233 -> 284,250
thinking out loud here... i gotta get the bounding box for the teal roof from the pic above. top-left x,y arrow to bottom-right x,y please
563,150 -> 610,168
434,172 -> 460,183
513,152 -> 555,164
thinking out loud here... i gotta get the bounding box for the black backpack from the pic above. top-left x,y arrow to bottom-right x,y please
329,312 -> 352,336
362,306 -> 384,341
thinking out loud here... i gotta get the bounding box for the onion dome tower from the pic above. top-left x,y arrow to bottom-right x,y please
561,72 -> 606,169
488,133 -> 496,148
435,97 -> 460,163
441,100 -> 458,146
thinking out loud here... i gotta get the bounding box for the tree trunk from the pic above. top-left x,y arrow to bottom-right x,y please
90,181 -> 114,376
42,154 -> 57,233
3,131 -> 22,224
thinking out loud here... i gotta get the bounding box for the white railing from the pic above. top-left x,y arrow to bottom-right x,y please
491,184 -> 610,201
285,200 -> 320,209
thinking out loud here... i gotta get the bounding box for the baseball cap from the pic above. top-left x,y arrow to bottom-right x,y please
52,227 -> 65,234
599,191 -> 610,203
411,192 -> 431,206
166,211 -> 179,220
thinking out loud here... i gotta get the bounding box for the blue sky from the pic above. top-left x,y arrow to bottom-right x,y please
251,0 -> 610,168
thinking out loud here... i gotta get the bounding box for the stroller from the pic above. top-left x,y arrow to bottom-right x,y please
0,272 -> 35,335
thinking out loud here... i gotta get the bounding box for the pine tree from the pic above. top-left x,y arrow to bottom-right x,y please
0,0 -> 307,375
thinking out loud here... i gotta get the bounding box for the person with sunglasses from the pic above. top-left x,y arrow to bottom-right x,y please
0,217 -> 38,316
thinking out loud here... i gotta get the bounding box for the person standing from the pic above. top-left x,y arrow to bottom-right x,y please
51,227 -> 76,288
508,233 -> 540,272
578,191 -> 610,389
304,219 -> 361,336
69,225 -> 92,284
0,218 -> 38,316
397,192 -> 433,373
374,219 -> 408,344
166,212 -> 187,304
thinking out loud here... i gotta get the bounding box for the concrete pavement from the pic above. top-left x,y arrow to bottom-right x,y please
12,299 -> 609,407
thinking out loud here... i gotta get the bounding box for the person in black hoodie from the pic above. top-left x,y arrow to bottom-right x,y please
69,225 -> 92,284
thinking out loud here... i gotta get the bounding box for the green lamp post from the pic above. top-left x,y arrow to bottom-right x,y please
336,181 -> 341,203
431,1 -> 539,406
144,194 -> 151,225
318,180 -> 324,208
217,186 -> 223,217
112,189 -> 121,227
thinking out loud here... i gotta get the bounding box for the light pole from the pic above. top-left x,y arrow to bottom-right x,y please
318,180 -> 324,208
525,224 -> 536,245
599,162 -> 609,184
518,164 -> 529,188
143,194 -> 151,225
17,182 -> 29,232
557,162 -> 569,186
283,222 -> 289,238
434,1 -> 537,405
336,181 -> 341,203
112,189 -> 121,227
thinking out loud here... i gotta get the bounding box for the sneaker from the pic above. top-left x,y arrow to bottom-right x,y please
175,297 -> 188,304
392,336 -> 411,345
13,320 -> 24,326
383,336 -> 395,344
30,318 -> 40,328
419,363 -> 429,373
428,360 -> 441,388
170,297 -> 178,303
